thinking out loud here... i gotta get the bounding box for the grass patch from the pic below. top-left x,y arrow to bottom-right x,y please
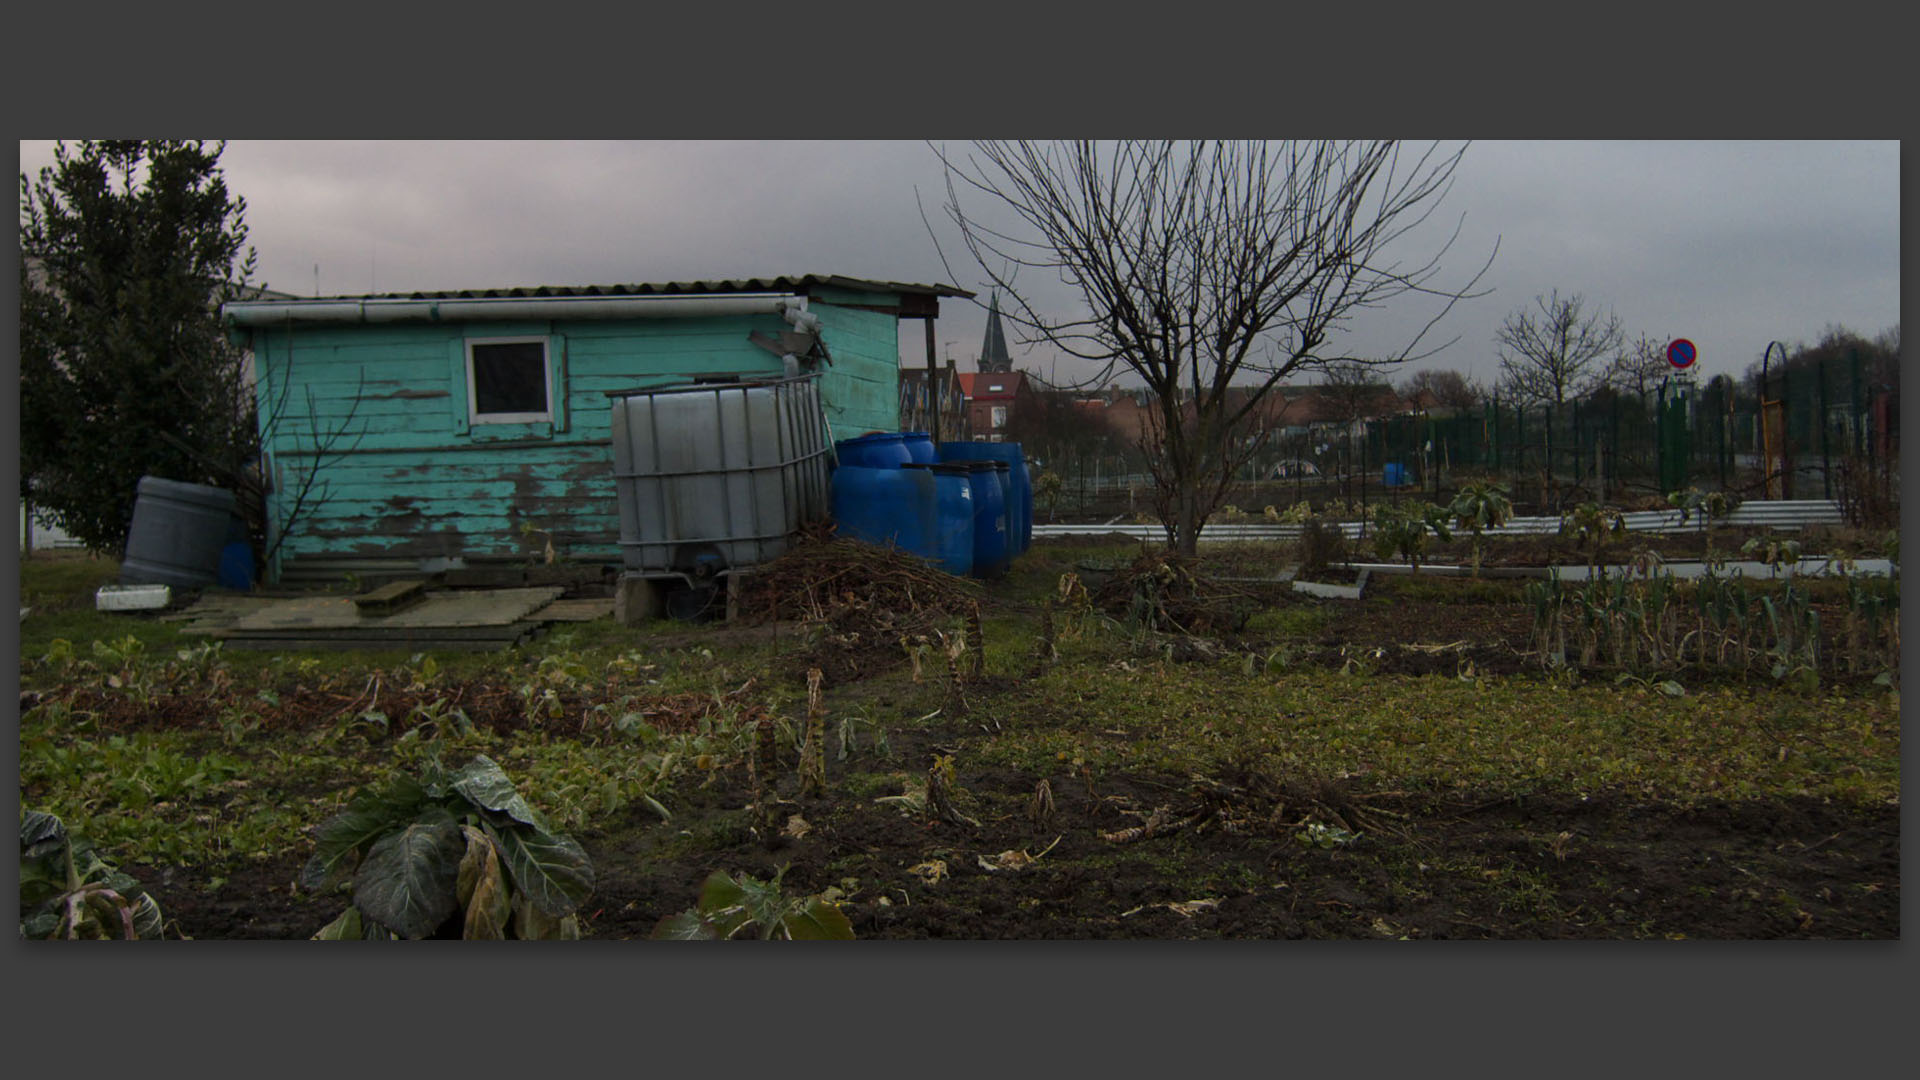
1243,606 -> 1332,638
1373,575 -> 1531,604
19,700 -> 375,870
997,664 -> 1898,806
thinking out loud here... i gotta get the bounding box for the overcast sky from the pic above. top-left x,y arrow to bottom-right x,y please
17,139 -> 1901,393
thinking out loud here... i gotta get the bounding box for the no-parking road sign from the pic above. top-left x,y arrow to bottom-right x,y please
1667,338 -> 1697,369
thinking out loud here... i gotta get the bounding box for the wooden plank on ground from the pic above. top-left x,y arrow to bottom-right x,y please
353,579 -> 427,613
163,594 -> 282,635
227,587 -> 563,632
380,587 -> 563,627
225,595 -> 364,631
221,628 -> 534,653
216,623 -> 533,642
530,597 -> 615,622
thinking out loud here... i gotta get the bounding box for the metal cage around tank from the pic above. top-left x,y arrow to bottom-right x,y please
607,375 -> 831,580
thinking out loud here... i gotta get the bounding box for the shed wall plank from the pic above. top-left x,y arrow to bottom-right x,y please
253,303 -> 903,571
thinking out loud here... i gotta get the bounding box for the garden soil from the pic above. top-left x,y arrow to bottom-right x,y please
148,754 -> 1899,940
55,540 -> 1899,941
128,653 -> 1897,941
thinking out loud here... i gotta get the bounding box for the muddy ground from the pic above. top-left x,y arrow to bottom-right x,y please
149,742 -> 1899,941
45,536 -> 1900,941
131,627 -> 1897,941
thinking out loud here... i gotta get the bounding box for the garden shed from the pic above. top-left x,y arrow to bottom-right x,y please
223,275 -> 970,583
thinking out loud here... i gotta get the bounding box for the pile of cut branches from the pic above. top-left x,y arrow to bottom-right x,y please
735,538 -> 981,623
734,538 -> 983,681
1102,763 -> 1405,846
1089,550 -> 1257,637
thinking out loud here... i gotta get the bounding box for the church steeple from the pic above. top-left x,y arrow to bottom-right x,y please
979,290 -> 1013,373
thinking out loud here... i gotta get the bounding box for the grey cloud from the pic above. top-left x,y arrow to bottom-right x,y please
19,139 -> 1897,387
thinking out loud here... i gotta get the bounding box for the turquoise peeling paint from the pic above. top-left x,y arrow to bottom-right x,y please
249,301 -> 905,578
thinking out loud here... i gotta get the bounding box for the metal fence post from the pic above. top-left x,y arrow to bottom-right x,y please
1820,356 -> 1832,499
1843,345 -> 1858,455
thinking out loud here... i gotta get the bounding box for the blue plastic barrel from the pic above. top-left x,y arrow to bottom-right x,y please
956,461 -> 1009,578
900,432 -> 937,464
833,465 -> 928,552
989,461 -> 1013,549
832,464 -> 976,576
937,442 -> 1032,555
836,432 -> 912,469
901,463 -> 975,576
1384,463 -> 1408,487
217,514 -> 255,590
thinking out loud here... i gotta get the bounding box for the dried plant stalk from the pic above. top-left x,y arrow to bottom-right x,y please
1029,596 -> 1058,678
941,630 -> 969,715
751,717 -> 779,827
926,753 -> 979,827
801,667 -> 827,795
1028,778 -> 1055,825
966,602 -> 986,678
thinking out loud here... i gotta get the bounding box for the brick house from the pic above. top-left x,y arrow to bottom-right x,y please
957,370 -> 1036,442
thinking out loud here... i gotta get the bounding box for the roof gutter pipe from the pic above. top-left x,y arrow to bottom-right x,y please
222,292 -> 807,327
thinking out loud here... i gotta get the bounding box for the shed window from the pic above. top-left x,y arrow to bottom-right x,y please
467,338 -> 551,423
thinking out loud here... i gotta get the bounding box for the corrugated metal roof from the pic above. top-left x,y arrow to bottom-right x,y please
314,274 -> 972,302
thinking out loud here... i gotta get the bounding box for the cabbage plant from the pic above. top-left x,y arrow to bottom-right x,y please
21,810 -> 165,940
304,755 -> 594,940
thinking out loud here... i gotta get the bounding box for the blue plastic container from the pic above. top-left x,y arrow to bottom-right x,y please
900,432 -> 937,464
937,442 -> 1032,555
989,461 -> 1013,546
217,515 -> 255,590
1384,462 -> 1410,487
901,463 -> 975,576
957,461 -> 1010,578
830,465 -> 974,577
218,543 -> 255,590
836,432 -> 912,469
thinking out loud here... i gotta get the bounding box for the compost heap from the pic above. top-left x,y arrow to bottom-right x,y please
732,536 -> 983,681
1089,550 -> 1257,637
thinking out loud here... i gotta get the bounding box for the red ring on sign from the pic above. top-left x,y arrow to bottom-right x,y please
1667,339 -> 1697,369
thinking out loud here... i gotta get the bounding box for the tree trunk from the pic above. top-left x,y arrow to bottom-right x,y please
1175,487 -> 1202,557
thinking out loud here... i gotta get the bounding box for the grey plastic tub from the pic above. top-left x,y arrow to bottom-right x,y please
609,376 -> 830,576
120,476 -> 236,587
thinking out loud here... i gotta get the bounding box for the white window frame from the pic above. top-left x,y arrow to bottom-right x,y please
990,405 -> 1007,429
465,335 -> 553,425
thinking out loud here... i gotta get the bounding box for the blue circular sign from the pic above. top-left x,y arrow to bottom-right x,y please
1667,339 -> 1697,369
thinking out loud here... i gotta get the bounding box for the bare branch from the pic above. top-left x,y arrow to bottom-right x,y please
1494,289 -> 1624,408
930,140 -> 1490,553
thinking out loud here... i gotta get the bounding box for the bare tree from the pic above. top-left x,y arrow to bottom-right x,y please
1872,323 -> 1899,367
1603,333 -> 1673,400
1320,359 -> 1397,427
1494,290 -> 1623,408
928,141 -> 1493,555
1397,367 -> 1483,409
